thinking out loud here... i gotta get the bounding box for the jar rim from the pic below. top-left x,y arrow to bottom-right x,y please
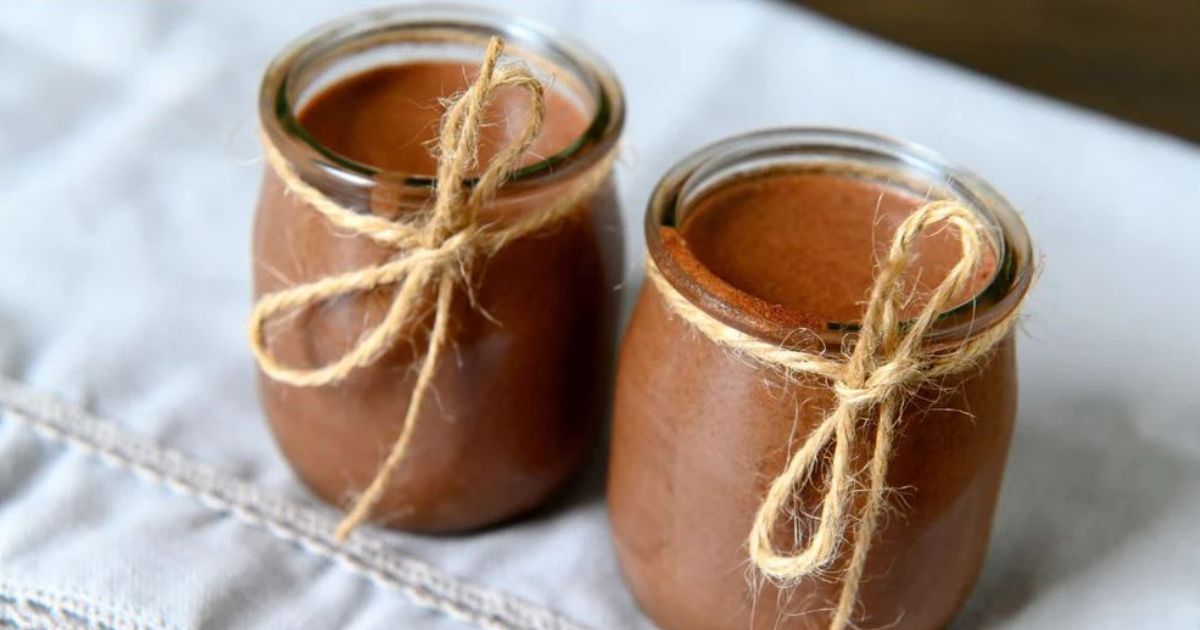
645,127 -> 1036,349
258,4 -> 625,195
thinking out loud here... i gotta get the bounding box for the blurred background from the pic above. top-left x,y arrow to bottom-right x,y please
802,0 -> 1200,143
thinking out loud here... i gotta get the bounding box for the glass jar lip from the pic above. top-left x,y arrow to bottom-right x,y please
258,3 -> 625,194
645,127 -> 1036,349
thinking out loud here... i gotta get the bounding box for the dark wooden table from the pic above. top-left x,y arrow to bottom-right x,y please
801,0 -> 1200,144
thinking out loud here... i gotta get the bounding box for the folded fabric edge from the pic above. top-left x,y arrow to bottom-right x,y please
0,579 -> 173,630
0,376 -> 587,630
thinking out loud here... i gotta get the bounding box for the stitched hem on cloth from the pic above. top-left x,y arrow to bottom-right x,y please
0,580 -> 172,630
0,376 -> 586,630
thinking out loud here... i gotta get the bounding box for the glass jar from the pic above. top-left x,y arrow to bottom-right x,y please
608,129 -> 1034,629
253,6 -> 624,533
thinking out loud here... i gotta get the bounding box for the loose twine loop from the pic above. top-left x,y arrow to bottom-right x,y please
249,37 -> 612,541
648,201 -> 1027,630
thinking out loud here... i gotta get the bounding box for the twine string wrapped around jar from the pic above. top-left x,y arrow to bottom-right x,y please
248,37 -> 613,541
647,201 -> 1028,630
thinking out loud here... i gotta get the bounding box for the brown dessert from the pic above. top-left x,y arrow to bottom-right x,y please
679,171 -> 995,323
609,143 -> 1032,630
298,63 -> 586,175
252,18 -> 624,534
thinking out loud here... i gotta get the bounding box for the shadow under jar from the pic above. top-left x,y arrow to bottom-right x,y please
609,129 -> 1034,629
252,6 -> 624,533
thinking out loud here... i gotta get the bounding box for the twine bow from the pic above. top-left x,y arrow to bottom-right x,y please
648,201 -> 1024,629
250,37 -> 607,540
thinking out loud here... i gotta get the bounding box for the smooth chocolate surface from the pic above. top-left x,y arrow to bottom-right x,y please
299,62 -> 586,175
679,170 -> 994,324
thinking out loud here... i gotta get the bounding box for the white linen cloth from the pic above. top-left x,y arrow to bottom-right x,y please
2,0 -> 1198,628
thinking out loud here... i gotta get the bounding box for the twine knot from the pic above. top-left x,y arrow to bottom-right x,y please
250,37 -> 610,541
649,200 -> 1027,629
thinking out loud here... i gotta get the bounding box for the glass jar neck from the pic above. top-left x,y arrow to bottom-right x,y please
646,128 -> 1035,350
257,4 -> 624,210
